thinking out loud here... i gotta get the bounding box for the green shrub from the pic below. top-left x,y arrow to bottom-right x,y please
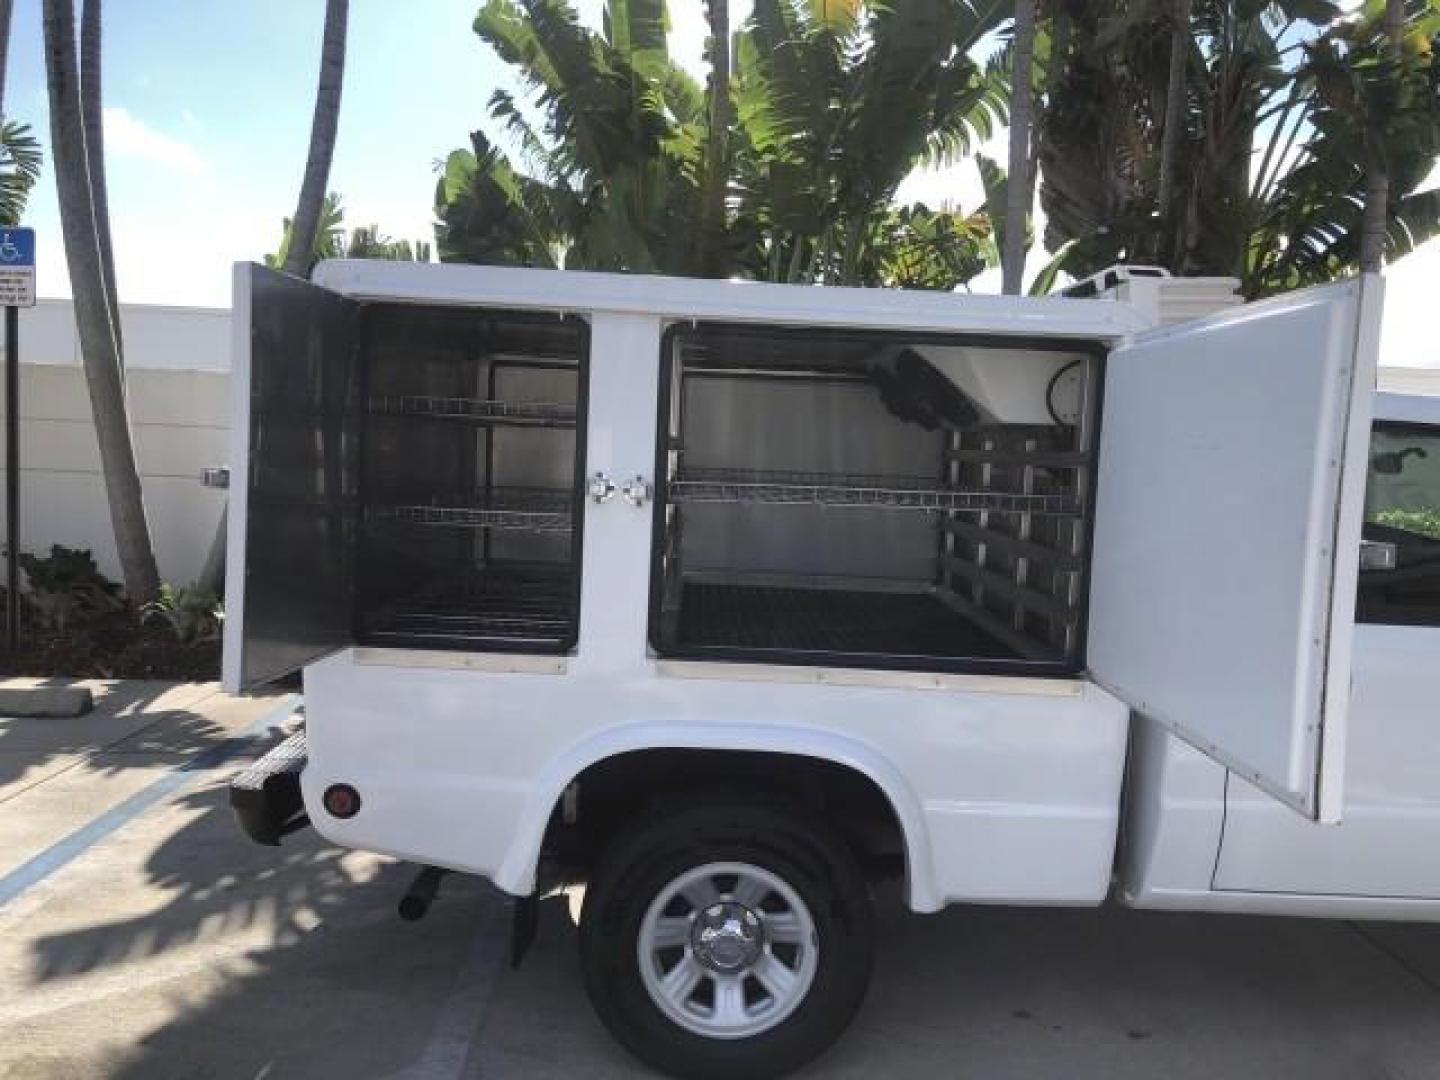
1372,507 -> 1440,541
142,584 -> 224,645
18,545 -> 124,632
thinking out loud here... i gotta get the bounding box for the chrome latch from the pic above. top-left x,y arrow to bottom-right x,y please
622,476 -> 652,507
201,466 -> 230,490
588,472 -> 616,504
1360,539 -> 1397,572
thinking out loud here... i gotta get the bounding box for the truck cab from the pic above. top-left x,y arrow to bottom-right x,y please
224,261 -> 1403,1078
1123,387 -> 1440,917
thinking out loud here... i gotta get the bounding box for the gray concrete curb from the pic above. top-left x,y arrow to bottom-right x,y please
0,687 -> 95,717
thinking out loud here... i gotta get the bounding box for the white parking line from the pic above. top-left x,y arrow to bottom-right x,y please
0,695 -> 299,911
394,903 -> 510,1080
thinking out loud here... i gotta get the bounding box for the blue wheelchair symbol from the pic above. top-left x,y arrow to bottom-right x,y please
0,229 -> 36,267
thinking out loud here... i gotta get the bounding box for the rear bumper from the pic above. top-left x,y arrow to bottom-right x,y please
230,732 -> 310,845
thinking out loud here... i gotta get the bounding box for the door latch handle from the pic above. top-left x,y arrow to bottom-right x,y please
588,472 -> 616,504
622,476 -> 652,508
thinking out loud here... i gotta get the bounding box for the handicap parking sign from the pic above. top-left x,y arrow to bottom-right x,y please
0,228 -> 35,306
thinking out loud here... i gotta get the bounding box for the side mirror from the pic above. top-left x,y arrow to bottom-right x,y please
1360,540 -> 1398,572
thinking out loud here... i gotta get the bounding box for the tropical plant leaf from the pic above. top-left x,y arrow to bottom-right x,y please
1027,238 -> 1077,296
265,191 -> 345,270
0,121 -> 43,228
433,132 -> 566,267
441,0 -> 1002,290
863,203 -> 993,289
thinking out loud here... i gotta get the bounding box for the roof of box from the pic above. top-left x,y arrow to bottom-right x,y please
307,261 -> 1149,342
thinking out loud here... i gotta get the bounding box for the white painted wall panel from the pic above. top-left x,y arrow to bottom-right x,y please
1,300 -> 232,588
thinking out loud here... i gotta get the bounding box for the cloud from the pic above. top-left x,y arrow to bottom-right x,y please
103,107 -> 209,176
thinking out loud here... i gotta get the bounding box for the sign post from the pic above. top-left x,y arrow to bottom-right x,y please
0,227 -> 36,652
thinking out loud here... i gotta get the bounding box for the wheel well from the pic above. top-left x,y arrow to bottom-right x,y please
540,749 -> 907,886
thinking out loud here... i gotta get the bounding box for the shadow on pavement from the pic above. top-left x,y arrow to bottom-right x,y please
0,680 -> 222,795
12,714 -> 511,1079
9,699 -> 1440,1080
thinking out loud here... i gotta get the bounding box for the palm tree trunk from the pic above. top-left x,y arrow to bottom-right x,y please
42,0 -> 159,602
1003,0 -> 1037,295
785,236 -> 806,283
1155,0 -> 1191,268
283,0 -> 349,277
80,0 -> 123,374
700,0 -> 731,277
0,0 -> 14,117
1359,0 -> 1404,274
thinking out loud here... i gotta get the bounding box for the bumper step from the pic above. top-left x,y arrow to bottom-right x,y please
230,731 -> 309,846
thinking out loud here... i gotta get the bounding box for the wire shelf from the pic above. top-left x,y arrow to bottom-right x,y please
369,488 -> 574,532
369,395 -> 576,427
362,567 -> 575,647
668,469 -> 1082,517
672,582 -> 1018,660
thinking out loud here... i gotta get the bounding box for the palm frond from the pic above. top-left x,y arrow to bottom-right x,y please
0,121 -> 43,227
863,202 -> 992,289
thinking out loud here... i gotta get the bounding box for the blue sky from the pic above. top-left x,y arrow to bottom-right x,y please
5,0 -> 1437,365
4,0 -> 992,308
6,0 -> 604,305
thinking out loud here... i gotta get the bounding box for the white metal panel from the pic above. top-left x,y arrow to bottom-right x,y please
220,265 -> 252,694
573,312 -> 663,675
221,265 -> 360,692
915,345 -> 1087,425
1088,277 -> 1382,821
1216,623 -> 1440,898
1115,715 -> 1229,908
300,648 -> 1130,913
1121,718 -> 1440,921
311,260 -> 1147,341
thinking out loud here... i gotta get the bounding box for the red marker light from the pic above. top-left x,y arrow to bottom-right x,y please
323,783 -> 361,819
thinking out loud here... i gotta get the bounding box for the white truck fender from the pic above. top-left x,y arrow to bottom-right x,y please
492,720 -> 944,913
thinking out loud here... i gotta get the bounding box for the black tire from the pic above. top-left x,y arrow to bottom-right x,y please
579,800 -> 875,1080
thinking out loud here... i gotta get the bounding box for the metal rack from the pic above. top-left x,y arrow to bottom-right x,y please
675,582 -> 1014,660
668,468 -> 1081,517
362,567 -> 575,648
369,488 -> 574,532
652,323 -> 1102,673
369,394 -> 576,428
937,421 -> 1087,661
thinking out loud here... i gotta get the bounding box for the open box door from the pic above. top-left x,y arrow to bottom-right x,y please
1088,277 -> 1382,822
222,264 -> 362,692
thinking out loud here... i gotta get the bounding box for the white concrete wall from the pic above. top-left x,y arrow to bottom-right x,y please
0,299 -> 230,589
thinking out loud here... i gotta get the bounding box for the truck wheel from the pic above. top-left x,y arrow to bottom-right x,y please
579,801 -> 875,1080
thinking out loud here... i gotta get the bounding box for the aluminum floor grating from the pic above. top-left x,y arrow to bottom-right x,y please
673,582 -> 1018,662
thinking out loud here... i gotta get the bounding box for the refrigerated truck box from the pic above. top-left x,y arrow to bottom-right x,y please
225,262 -> 1396,1078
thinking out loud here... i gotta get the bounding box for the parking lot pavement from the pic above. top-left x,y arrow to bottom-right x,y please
3,682 -> 1440,1080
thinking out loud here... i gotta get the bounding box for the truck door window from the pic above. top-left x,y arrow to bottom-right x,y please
1357,422 -> 1440,627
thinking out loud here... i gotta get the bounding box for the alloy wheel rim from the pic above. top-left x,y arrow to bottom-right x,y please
636,860 -> 820,1040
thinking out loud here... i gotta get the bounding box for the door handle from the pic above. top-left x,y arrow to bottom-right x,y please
622,476 -> 652,508
588,472 -> 616,504
200,466 -> 230,490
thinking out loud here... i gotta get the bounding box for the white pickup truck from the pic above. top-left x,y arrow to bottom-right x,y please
224,261 -> 1439,1079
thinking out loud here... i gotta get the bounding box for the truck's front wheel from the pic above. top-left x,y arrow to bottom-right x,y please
579,802 -> 875,1079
